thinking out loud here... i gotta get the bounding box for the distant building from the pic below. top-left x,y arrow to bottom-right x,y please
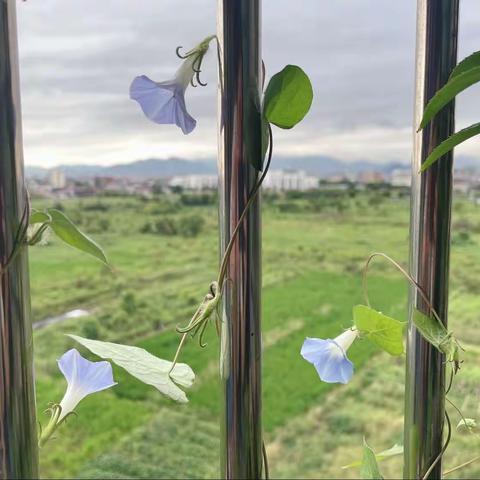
168,175 -> 218,191
263,170 -> 318,191
390,169 -> 411,187
48,168 -> 66,189
356,171 -> 386,185
454,170 -> 480,194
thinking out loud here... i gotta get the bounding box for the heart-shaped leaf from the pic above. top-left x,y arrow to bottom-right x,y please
264,65 -> 313,129
353,305 -> 405,356
69,334 -> 195,404
412,309 -> 459,364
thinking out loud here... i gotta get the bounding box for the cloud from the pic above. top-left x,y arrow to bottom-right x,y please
16,0 -> 480,167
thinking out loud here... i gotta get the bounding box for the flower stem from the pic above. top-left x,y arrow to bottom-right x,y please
168,332 -> 189,375
443,456 -> 480,476
362,252 -> 444,328
217,123 -> 273,289
38,405 -> 62,448
169,124 -> 273,371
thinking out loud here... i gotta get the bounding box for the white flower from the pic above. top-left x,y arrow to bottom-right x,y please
57,349 -> 116,421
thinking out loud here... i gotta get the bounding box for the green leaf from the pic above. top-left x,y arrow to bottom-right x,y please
47,208 -> 108,264
412,309 -> 459,363
360,439 -> 384,479
412,309 -> 448,346
457,418 -> 477,431
353,305 -> 405,356
343,444 -> 403,469
420,122 -> 480,172
450,51 -> 480,79
414,314 -> 461,366
29,210 -> 51,225
419,67 -> 480,130
68,334 -> 195,404
264,65 -> 313,129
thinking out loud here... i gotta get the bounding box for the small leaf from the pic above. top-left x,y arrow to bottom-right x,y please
47,209 -> 107,264
457,418 -> 477,431
360,439 -> 384,479
420,122 -> 480,172
353,305 -> 405,356
419,67 -> 480,130
412,309 -> 448,346
68,334 -> 195,404
450,51 -> 480,79
412,309 -> 459,363
343,444 -> 403,469
264,65 -> 313,129
29,210 -> 51,225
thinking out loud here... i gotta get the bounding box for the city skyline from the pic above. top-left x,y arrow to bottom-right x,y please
17,0 -> 480,168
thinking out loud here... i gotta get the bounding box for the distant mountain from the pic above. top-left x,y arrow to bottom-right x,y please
26,158 -> 216,180
272,156 -> 406,176
25,154 -> 479,180
25,165 -> 49,179
104,158 -> 216,178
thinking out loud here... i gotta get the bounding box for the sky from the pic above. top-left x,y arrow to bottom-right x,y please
16,0 -> 480,168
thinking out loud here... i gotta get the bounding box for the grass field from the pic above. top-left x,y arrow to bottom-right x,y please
30,189 -> 480,479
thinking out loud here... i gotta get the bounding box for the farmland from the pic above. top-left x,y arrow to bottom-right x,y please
30,189 -> 480,479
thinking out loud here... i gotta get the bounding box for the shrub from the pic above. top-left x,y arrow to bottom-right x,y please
178,215 -> 205,237
155,217 -> 178,236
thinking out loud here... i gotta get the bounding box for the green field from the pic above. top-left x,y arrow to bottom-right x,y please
30,189 -> 480,479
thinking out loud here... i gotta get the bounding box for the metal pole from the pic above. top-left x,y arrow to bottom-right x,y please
217,1 -> 263,478
0,0 -> 39,478
404,1 -> 459,478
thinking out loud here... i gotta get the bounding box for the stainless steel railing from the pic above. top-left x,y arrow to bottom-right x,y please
217,0 -> 263,478
0,0 -> 39,478
404,1 -> 459,478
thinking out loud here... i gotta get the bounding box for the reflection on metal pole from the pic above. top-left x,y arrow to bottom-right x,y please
0,0 -> 39,478
404,1 -> 459,478
217,0 -> 263,478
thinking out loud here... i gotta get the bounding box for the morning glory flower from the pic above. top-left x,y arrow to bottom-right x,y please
301,328 -> 359,384
130,36 -> 214,134
39,349 -> 116,448
57,348 -> 117,421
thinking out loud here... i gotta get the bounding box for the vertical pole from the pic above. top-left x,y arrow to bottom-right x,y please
217,0 -> 263,478
0,0 -> 39,478
404,1 -> 459,478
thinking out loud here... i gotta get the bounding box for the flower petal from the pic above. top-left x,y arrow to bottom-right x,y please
301,337 -> 354,384
130,75 -> 196,134
130,75 -> 174,118
301,337 -> 334,363
58,349 -> 116,395
173,91 -> 196,134
314,354 -> 354,384
57,349 -> 116,420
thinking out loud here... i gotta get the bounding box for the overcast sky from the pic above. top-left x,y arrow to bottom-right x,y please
17,0 -> 480,168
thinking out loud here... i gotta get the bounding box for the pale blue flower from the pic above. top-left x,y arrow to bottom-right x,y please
57,348 -> 116,421
301,328 -> 358,384
130,54 -> 198,134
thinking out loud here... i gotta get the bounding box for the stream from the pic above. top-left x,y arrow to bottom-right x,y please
33,309 -> 91,330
